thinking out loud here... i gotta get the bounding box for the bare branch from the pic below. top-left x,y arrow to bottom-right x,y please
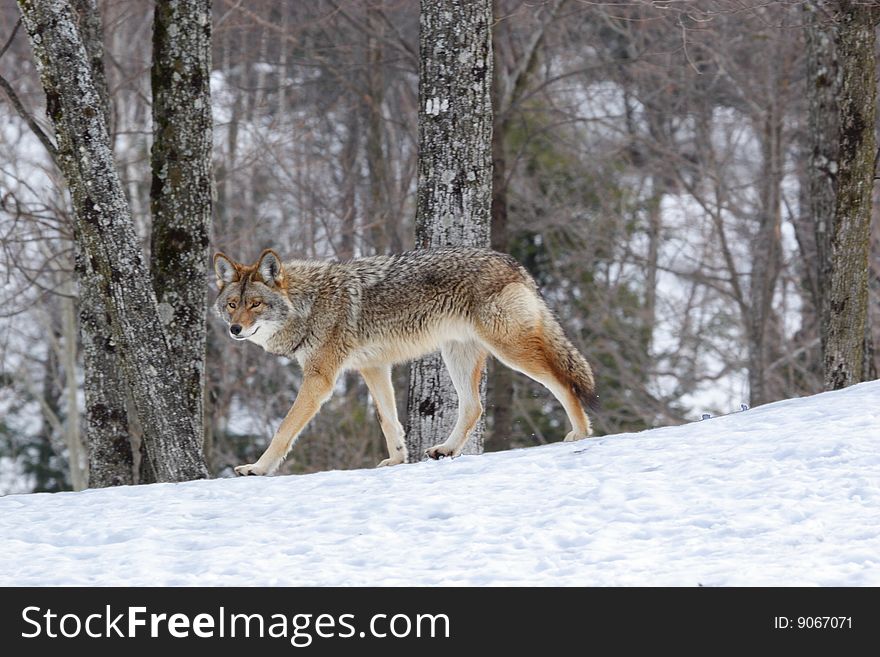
0,17 -> 21,60
0,19 -> 59,166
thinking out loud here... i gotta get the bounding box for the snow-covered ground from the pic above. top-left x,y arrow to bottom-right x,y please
0,382 -> 878,586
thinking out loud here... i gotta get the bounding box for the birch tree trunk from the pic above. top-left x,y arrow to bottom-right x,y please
806,0 -> 878,390
406,0 -> 493,461
18,0 -> 209,482
149,0 -> 213,473
70,0 -> 135,488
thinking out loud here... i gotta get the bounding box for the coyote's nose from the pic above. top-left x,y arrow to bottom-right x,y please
230,324 -> 242,336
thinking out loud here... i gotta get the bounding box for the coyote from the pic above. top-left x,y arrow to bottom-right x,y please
213,247 -> 597,475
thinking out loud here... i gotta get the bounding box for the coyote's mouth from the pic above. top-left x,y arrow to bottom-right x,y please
232,326 -> 259,341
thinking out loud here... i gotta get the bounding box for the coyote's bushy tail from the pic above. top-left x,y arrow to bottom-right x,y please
540,308 -> 598,412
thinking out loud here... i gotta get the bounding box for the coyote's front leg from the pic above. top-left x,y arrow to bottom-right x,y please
235,370 -> 337,476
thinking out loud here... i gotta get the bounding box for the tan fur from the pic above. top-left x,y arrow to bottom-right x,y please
213,247 -> 597,475
360,365 -> 406,466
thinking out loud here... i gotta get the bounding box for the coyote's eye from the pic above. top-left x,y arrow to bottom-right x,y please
251,300 -> 262,308
227,300 -> 237,310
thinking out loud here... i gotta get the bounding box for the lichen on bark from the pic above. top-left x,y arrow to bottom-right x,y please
150,0 -> 213,453
806,0 -> 877,390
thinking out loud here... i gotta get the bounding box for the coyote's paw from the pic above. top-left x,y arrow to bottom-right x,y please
234,463 -> 268,476
377,456 -> 406,467
563,431 -> 590,442
425,444 -> 457,460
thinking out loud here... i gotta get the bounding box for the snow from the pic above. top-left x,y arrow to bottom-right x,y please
0,381 -> 878,586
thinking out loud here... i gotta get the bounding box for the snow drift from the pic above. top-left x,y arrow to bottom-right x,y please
0,381 -> 878,586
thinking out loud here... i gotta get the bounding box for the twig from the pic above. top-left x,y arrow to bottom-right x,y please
0,18 -> 59,163
0,17 -> 21,60
679,14 -> 701,75
0,76 -> 59,163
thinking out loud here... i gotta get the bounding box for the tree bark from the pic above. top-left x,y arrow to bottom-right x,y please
69,0 -> 135,488
71,0 -> 109,130
806,0 -> 878,390
80,251 -> 135,487
150,0 -> 213,457
406,0 -> 493,461
18,0 -> 209,482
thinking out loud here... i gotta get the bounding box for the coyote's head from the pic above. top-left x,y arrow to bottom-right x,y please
212,249 -> 292,343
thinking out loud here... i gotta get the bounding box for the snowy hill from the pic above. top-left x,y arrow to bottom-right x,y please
1,381 -> 878,586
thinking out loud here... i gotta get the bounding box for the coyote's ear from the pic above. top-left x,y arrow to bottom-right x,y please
213,252 -> 239,290
256,249 -> 284,287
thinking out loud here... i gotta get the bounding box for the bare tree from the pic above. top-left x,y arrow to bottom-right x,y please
807,0 -> 878,390
406,0 -> 493,460
17,0 -> 208,482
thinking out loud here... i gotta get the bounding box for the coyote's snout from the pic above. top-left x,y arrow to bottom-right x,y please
213,247 -> 597,476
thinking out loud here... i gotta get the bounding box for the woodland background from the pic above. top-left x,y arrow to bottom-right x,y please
0,0 -> 877,493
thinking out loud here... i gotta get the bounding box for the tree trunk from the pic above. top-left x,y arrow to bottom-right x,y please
60,288 -> 87,490
71,0 -> 110,130
69,0 -> 135,488
406,0 -> 493,461
748,98 -> 784,406
806,0 -> 878,390
35,343 -> 65,491
365,4 -> 390,255
868,205 -> 880,379
80,251 -> 135,487
644,180 -> 663,349
149,0 -> 213,464
338,107 -> 359,260
487,6 -> 513,449
18,0 -> 209,482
